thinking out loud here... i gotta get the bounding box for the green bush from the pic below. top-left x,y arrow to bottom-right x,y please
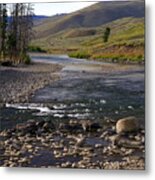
103,27 -> 111,43
23,54 -> 31,64
28,45 -> 46,53
69,51 -> 91,59
92,53 -> 144,64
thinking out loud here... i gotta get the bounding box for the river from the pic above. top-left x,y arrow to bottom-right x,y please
0,54 -> 145,130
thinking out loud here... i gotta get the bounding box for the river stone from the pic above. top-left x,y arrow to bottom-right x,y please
42,122 -> 55,131
80,120 -> 101,132
108,134 -> 121,145
36,120 -> 45,127
116,116 -> 139,134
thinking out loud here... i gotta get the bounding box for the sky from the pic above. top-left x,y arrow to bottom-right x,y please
33,2 -> 97,16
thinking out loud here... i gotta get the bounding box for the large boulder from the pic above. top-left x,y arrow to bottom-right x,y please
116,116 -> 139,134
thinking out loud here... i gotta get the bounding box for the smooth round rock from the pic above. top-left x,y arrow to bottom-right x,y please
116,116 -> 139,134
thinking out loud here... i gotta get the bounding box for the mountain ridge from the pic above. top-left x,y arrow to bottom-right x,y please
31,1 -> 144,62
33,0 -> 144,39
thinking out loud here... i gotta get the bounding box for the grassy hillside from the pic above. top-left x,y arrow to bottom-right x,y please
31,17 -> 144,63
33,0 -> 144,39
31,1 -> 144,63
70,17 -> 144,63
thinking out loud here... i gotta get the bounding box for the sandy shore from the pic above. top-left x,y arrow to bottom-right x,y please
0,62 -> 63,103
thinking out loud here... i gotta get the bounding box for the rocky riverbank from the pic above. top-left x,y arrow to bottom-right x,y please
0,55 -> 145,169
0,62 -> 63,103
0,117 -> 145,169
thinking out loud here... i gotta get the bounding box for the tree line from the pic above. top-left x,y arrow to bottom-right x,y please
0,3 -> 34,64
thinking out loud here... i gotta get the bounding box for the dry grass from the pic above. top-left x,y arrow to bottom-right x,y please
31,17 -> 144,63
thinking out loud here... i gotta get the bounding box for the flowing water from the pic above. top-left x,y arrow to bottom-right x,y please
0,54 -> 145,130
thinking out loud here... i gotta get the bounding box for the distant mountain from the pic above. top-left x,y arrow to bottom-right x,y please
34,0 -> 144,39
33,14 -> 67,26
7,15 -> 50,26
33,15 -> 49,21
32,15 -> 50,25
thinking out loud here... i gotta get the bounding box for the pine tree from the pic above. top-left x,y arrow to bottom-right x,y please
103,27 -> 111,43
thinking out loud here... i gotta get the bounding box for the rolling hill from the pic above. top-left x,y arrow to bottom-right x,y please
33,0 -> 144,39
31,0 -> 145,63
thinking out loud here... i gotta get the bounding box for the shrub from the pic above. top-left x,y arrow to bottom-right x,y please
103,27 -> 111,43
22,54 -> 31,64
69,51 -> 91,59
28,45 -> 46,53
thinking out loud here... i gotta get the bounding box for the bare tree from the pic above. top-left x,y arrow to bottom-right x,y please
5,3 -> 34,64
0,4 -> 2,59
18,3 -> 34,63
0,4 -> 8,60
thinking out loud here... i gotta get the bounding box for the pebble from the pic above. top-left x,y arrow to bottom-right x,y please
18,157 -> 30,164
100,131 -> 108,139
134,134 -> 141,141
124,149 -> 134,155
108,134 -> 121,145
11,144 -> 21,151
95,144 -> 103,148
25,144 -> 33,149
0,117 -> 145,169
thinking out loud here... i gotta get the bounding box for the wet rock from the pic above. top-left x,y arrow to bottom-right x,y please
71,162 -> 77,168
95,144 -> 103,148
16,120 -> 37,135
59,122 -> 82,132
116,116 -> 139,134
26,121 -> 38,134
134,134 -> 142,141
61,161 -> 72,168
26,144 -> 33,149
18,157 -> 30,164
80,120 -> 102,132
42,121 -> 55,132
108,134 -> 121,145
141,136 -> 145,143
10,144 -> 21,151
4,139 -> 13,146
2,129 -> 16,137
100,130 -> 109,139
68,134 -> 85,147
36,120 -> 46,127
0,115 -> 145,169
27,119 -> 36,124
117,137 -> 142,148
124,149 -> 134,155
89,122 -> 102,131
